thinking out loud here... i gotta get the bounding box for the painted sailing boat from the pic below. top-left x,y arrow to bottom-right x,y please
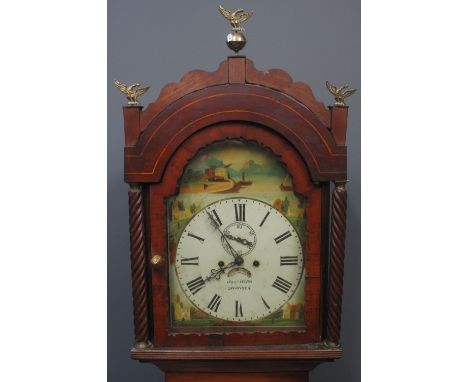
238,169 -> 252,186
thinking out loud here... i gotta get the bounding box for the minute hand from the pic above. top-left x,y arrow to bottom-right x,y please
206,211 -> 242,261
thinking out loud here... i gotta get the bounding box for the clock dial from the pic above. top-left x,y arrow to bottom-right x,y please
175,197 -> 304,322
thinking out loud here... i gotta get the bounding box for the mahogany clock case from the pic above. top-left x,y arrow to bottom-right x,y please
110,57 -> 359,376
108,1 -> 360,382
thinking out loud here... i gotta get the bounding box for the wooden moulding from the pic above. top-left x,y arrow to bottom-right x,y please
131,344 -> 342,373
131,345 -> 342,361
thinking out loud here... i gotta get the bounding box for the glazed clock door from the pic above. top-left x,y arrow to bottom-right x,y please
165,139 -> 310,335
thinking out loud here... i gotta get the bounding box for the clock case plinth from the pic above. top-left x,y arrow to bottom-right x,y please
120,56 -> 350,378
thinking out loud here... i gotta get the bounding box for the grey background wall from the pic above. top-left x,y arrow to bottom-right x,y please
108,1 -> 360,381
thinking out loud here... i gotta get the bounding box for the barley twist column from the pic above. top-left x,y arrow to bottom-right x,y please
128,184 -> 151,349
326,180 -> 348,346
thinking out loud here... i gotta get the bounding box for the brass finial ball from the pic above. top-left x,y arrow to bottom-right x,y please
226,31 -> 246,54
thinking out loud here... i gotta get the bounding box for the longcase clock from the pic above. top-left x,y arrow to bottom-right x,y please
115,9 -> 355,381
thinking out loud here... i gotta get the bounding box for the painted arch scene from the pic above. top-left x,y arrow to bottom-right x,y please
167,139 -> 308,329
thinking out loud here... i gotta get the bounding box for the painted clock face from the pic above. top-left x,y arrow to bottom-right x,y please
175,197 -> 304,322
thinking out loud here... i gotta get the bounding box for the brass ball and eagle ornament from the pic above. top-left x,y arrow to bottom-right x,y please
114,5 -> 356,382
218,4 -> 252,54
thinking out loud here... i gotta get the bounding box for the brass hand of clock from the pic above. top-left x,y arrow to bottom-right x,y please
206,212 -> 243,263
205,261 -> 237,282
223,233 -> 254,249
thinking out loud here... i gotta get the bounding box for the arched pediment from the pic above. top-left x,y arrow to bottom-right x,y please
123,57 -> 347,183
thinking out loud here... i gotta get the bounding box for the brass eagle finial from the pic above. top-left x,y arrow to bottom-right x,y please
218,5 -> 253,31
113,80 -> 150,106
218,5 -> 253,54
326,81 -> 357,106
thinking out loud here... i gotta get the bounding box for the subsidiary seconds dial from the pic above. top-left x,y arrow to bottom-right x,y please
175,198 -> 304,322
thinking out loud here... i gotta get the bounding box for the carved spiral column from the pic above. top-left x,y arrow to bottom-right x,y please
326,181 -> 348,346
128,184 -> 151,348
